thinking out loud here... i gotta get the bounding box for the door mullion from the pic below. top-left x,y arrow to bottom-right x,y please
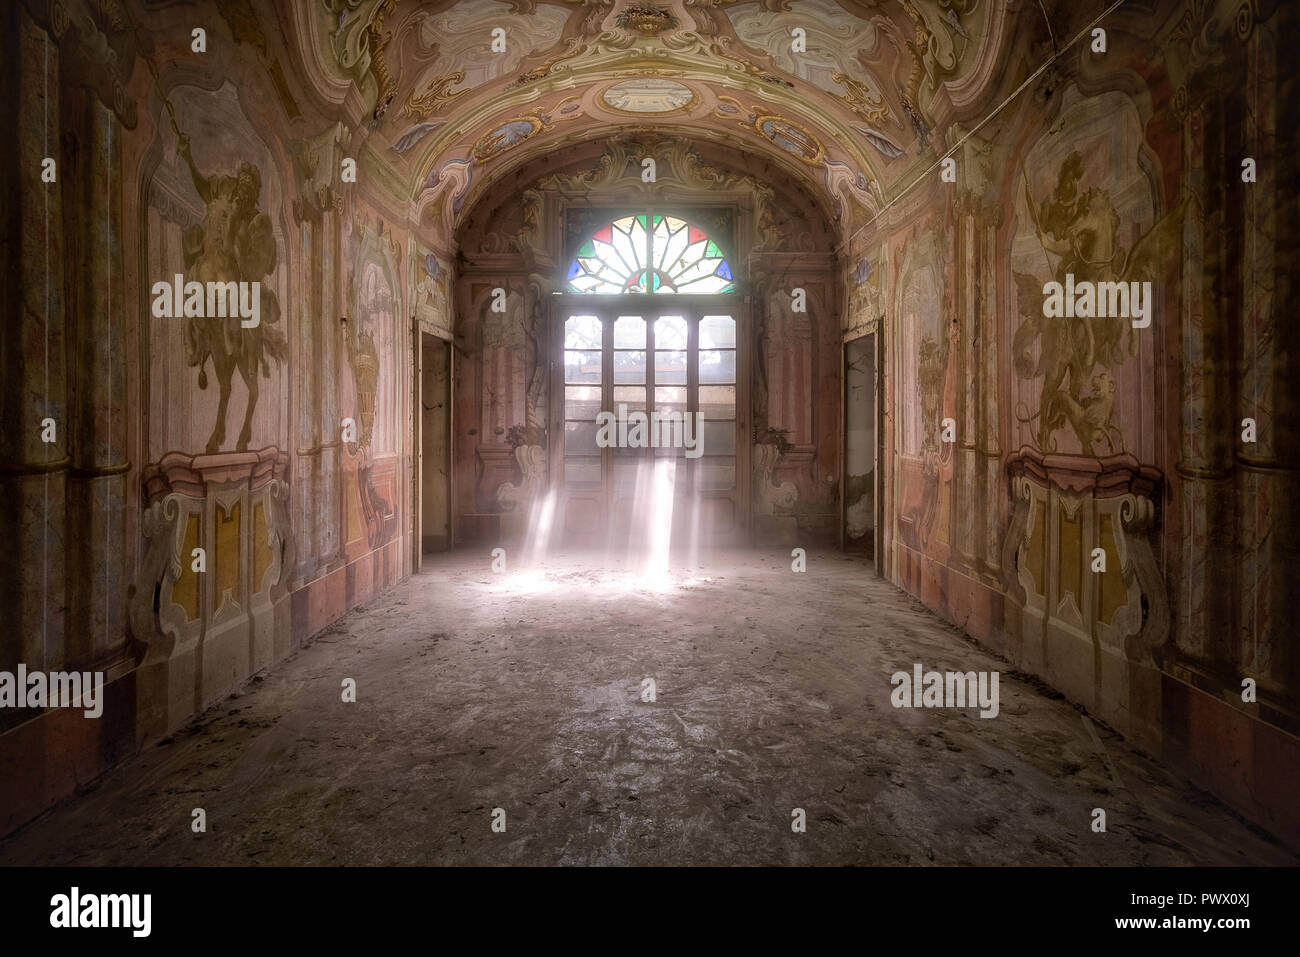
602,308 -> 613,518
687,308 -> 699,492
647,308 -> 656,462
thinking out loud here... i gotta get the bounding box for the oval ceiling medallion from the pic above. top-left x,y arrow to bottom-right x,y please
600,79 -> 697,115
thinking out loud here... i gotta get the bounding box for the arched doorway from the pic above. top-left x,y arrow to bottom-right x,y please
445,135 -> 845,556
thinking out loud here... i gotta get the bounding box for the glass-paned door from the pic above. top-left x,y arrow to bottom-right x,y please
551,300 -> 746,547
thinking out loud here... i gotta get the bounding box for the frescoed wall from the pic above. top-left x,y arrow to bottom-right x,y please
892,221 -> 952,556
126,66 -> 417,754
865,0 -> 1300,849
0,0 -> 416,832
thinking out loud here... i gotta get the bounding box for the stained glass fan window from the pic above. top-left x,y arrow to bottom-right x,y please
567,215 -> 735,294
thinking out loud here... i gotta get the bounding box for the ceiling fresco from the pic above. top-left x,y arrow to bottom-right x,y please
300,0 -> 1006,246
401,1 -> 572,118
726,0 -> 890,117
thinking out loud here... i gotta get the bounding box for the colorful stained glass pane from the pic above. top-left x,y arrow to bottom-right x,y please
568,215 -> 733,294
612,230 -> 640,274
673,258 -> 718,286
686,275 -> 733,294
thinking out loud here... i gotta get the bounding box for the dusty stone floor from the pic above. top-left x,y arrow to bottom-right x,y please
2,549 -> 1294,866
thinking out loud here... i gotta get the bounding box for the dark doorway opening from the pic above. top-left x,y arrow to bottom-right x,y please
843,333 -> 876,563
420,332 -> 452,557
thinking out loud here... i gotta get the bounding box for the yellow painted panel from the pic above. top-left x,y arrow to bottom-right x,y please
173,513 -> 201,622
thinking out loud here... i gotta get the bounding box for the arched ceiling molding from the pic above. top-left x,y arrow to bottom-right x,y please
288,2 -> 1017,184
286,0 -> 1023,251
414,118 -> 870,254
452,132 -> 842,257
397,40 -> 896,188
283,1 -> 1022,211
369,4 -> 910,178
290,0 -> 600,135
400,85 -> 888,256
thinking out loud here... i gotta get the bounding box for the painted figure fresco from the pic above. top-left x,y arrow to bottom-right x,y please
178,135 -> 287,453
1012,150 -> 1186,456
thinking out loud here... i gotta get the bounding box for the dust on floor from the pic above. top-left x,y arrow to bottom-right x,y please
1,549 -> 1293,865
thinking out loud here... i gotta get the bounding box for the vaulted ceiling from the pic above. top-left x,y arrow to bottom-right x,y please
294,0 -> 1012,243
